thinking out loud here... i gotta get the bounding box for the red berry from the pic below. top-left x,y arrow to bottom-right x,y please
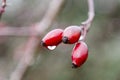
62,26 -> 81,44
72,41 -> 88,68
41,29 -> 63,47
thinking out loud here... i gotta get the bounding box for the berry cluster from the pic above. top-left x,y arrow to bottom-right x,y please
41,26 -> 88,68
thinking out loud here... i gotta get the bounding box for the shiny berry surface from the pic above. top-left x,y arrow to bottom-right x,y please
62,26 -> 81,44
72,41 -> 88,68
41,29 -> 63,46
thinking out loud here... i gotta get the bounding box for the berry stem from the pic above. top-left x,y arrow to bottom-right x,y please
0,0 -> 7,19
80,0 -> 95,41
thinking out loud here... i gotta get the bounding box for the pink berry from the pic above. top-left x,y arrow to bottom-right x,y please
41,29 -> 63,47
72,41 -> 88,68
62,26 -> 81,44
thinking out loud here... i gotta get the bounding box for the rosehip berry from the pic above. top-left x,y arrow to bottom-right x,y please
62,26 -> 81,44
72,41 -> 88,68
41,29 -> 63,47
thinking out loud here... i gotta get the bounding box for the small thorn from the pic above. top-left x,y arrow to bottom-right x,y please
40,41 -> 46,46
72,63 -> 78,68
62,36 -> 69,44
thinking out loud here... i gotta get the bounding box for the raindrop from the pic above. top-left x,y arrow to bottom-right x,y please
79,35 -> 84,40
47,46 -> 56,50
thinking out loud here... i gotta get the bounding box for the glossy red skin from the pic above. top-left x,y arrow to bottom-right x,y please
72,41 -> 88,67
62,26 -> 81,44
42,29 -> 63,46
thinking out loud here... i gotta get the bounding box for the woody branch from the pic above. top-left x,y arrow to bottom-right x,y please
0,0 -> 6,18
9,0 -> 64,80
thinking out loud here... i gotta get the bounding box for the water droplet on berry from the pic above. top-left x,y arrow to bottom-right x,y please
47,46 -> 56,50
79,35 -> 84,40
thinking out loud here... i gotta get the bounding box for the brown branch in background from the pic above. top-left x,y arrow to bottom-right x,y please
34,0 -> 64,34
0,0 -> 7,18
0,26 -> 32,36
9,0 -> 64,80
0,0 -> 64,37
80,0 -> 95,40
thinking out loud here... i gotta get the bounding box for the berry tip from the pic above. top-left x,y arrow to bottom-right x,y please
40,41 -> 46,46
72,63 -> 78,68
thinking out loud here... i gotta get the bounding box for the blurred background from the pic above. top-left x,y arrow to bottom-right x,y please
0,0 -> 120,80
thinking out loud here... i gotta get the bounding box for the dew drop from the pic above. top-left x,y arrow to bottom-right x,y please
79,35 -> 84,40
47,46 -> 56,50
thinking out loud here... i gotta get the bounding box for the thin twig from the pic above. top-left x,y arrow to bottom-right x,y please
80,0 -> 95,40
34,0 -> 64,34
81,0 -> 94,28
0,0 -> 7,18
9,0 -> 64,80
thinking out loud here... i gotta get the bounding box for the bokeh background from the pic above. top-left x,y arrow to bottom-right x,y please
0,0 -> 120,80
